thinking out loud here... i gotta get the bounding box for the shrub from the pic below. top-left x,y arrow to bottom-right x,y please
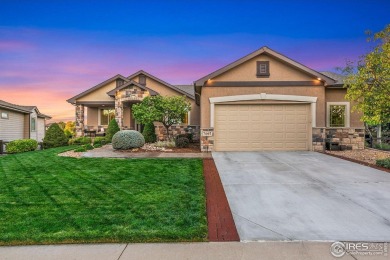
374,143 -> 390,151
175,137 -> 189,148
6,139 -> 38,154
84,143 -> 94,150
43,123 -> 69,148
93,143 -> 103,148
93,137 -> 106,146
176,133 -> 193,142
106,119 -> 120,142
74,146 -> 87,152
142,122 -> 157,143
154,140 -> 175,148
64,129 -> 74,139
112,130 -> 145,150
69,136 -> 92,145
377,158 -> 390,169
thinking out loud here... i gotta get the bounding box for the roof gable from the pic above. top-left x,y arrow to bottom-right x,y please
128,70 -> 194,99
67,74 -> 129,104
107,80 -> 159,96
194,46 -> 336,86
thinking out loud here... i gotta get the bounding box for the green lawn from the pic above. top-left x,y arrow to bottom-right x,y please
0,147 -> 207,245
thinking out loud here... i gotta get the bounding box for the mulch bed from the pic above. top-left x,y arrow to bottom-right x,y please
116,142 -> 201,153
203,158 -> 239,242
323,152 -> 390,173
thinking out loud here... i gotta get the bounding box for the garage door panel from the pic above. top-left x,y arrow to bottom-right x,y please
215,104 -> 311,151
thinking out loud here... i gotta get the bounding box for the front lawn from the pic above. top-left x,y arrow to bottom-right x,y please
0,147 -> 207,245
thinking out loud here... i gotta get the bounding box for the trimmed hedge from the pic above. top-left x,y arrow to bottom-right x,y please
69,136 -> 92,145
176,133 -> 193,142
112,130 -> 145,150
6,139 -> 38,154
43,123 -> 68,148
376,158 -> 390,169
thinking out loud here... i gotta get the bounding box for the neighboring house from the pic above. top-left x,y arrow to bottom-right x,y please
67,70 -> 200,140
0,100 -> 52,142
67,46 -> 364,152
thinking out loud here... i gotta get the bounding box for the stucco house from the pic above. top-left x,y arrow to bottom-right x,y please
67,46 -> 364,152
0,100 -> 52,143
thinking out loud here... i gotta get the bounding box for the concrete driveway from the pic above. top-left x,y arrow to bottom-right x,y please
213,151 -> 390,242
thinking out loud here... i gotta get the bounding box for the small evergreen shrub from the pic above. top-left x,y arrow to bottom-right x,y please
84,143 -> 94,150
142,122 -> 157,143
106,119 -> 120,142
377,158 -> 390,169
64,129 -> 74,139
6,139 -> 38,154
93,143 -> 103,148
43,123 -> 69,148
175,137 -> 189,148
112,130 -> 145,150
69,136 -> 92,145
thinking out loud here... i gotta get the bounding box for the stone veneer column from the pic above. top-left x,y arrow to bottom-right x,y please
115,96 -> 123,129
75,104 -> 84,137
200,128 -> 214,152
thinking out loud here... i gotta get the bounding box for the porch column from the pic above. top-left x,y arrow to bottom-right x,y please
115,98 -> 123,129
75,104 -> 84,137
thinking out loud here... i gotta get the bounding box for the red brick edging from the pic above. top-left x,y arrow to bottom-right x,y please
203,158 -> 239,241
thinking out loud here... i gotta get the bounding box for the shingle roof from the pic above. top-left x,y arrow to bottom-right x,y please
173,85 -> 195,97
0,100 -> 32,113
0,100 -> 51,118
320,71 -> 346,85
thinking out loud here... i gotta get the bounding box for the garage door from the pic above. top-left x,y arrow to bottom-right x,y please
214,104 -> 311,151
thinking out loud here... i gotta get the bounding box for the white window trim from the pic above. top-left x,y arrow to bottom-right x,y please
31,117 -> 36,132
327,102 -> 350,128
209,93 -> 317,128
1,112 -> 9,119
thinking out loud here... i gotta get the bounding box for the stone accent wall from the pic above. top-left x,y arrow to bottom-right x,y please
200,128 -> 214,152
312,127 -> 365,151
115,98 -> 123,129
119,86 -> 149,102
75,105 -> 84,137
154,124 -> 200,141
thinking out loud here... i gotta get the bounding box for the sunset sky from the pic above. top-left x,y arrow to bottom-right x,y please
1,0 -> 389,122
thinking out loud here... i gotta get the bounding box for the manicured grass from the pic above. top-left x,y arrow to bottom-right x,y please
0,147 -> 207,245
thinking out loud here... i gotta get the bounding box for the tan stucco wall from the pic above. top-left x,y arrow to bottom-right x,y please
213,54 -> 316,82
123,107 -> 131,128
325,88 -> 364,127
200,85 -> 326,128
130,76 -> 200,125
77,81 -> 116,102
86,107 -> 98,127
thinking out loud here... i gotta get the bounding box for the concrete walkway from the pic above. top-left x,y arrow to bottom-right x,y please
0,241 -> 375,260
82,145 -> 211,158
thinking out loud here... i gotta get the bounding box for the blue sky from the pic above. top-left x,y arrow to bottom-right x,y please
0,0 -> 389,121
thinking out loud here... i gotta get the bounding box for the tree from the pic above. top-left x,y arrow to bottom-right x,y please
341,24 -> 390,139
132,95 -> 191,139
105,118 -> 120,142
43,123 -> 69,148
57,121 -> 66,130
142,122 -> 157,143
64,121 -> 76,138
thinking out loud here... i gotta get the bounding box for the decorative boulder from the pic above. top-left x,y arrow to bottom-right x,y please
112,130 -> 145,150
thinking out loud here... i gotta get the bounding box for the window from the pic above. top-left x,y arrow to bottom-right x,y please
1,112 -> 8,119
139,75 -> 146,86
100,109 -> 115,125
327,102 -> 350,127
256,61 -> 270,77
31,118 -> 36,131
116,79 -> 124,87
181,112 -> 190,124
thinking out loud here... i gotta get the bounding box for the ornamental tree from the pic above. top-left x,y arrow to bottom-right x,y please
132,95 -> 191,139
341,24 -> 390,138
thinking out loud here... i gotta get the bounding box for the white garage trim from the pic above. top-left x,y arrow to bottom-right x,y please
209,93 -> 317,128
